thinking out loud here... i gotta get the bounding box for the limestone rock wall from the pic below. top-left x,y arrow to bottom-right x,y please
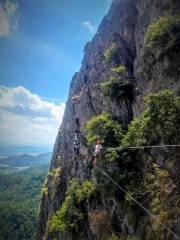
37,0 -> 180,239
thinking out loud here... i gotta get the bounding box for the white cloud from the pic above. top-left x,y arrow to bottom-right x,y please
82,21 -> 97,34
0,0 -> 18,37
0,86 -> 66,146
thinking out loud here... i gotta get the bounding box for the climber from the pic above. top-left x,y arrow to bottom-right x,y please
93,140 -> 102,165
74,130 -> 80,155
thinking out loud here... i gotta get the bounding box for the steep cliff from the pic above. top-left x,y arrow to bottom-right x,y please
37,0 -> 180,239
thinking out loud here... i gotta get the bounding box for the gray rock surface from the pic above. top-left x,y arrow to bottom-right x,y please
36,0 -> 180,239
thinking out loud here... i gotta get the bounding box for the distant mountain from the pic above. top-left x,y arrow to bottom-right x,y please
0,145 -> 53,157
0,152 -> 52,167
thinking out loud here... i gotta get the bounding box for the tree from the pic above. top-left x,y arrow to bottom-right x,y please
145,15 -> 180,52
85,114 -> 124,147
122,90 -> 180,147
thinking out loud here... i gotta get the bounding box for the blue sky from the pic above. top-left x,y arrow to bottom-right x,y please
0,0 -> 112,147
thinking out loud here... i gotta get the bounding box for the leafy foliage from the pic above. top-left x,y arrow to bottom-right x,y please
42,167 -> 61,196
49,195 -> 83,233
76,180 -> 95,203
104,43 -> 119,64
106,233 -> 120,240
88,90 -> 179,197
85,114 -> 124,147
48,167 -> 61,176
86,90 -> 179,238
122,116 -> 148,147
145,15 -> 180,51
127,237 -> 139,240
142,163 -> 178,239
122,89 -> 180,147
0,165 -> 48,240
104,148 -> 119,162
49,179 -> 81,233
101,77 -> 133,99
49,179 -> 95,234
107,235 -> 139,240
111,65 -> 126,73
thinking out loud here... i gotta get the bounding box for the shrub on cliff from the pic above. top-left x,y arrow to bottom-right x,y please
49,179 -> 82,233
101,77 -> 133,99
85,114 -> 124,147
145,15 -> 180,51
106,233 -> 120,240
104,42 -> 119,64
76,180 -> 95,203
49,179 -> 95,233
111,65 -> 126,74
122,89 -> 180,147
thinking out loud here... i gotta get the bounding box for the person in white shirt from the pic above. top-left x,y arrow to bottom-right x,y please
93,140 -> 102,165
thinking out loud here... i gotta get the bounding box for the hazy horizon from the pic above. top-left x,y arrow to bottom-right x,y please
0,145 -> 53,157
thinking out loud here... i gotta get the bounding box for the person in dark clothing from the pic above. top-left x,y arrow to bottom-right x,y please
74,130 -> 80,155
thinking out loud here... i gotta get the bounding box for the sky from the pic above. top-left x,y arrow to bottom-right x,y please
0,0 -> 112,147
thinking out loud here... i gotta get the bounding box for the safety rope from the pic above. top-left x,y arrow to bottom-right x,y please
96,166 -> 180,240
102,144 -> 180,151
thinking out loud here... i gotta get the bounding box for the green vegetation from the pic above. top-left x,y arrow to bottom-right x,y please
41,184 -> 48,196
122,116 -> 147,147
85,114 -> 124,147
47,167 -> 61,178
49,179 -> 95,234
126,236 -> 139,240
42,167 -> 61,197
106,235 -> 139,240
76,180 -> 95,203
85,89 -> 180,199
85,89 -> 180,150
142,162 -> 178,239
106,233 -> 120,239
49,179 -> 82,233
111,65 -> 126,73
0,152 -> 51,168
104,50 -> 132,100
83,89 -> 180,238
85,114 -> 132,189
0,165 -> 48,240
145,15 -> 180,51
104,43 -> 119,64
122,89 -> 180,147
101,77 -> 133,99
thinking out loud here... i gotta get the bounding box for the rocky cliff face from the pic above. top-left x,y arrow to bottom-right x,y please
37,0 -> 180,239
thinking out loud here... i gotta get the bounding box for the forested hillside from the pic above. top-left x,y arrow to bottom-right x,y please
0,165 -> 48,240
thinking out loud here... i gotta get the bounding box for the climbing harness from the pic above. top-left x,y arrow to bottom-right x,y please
96,166 -> 180,240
